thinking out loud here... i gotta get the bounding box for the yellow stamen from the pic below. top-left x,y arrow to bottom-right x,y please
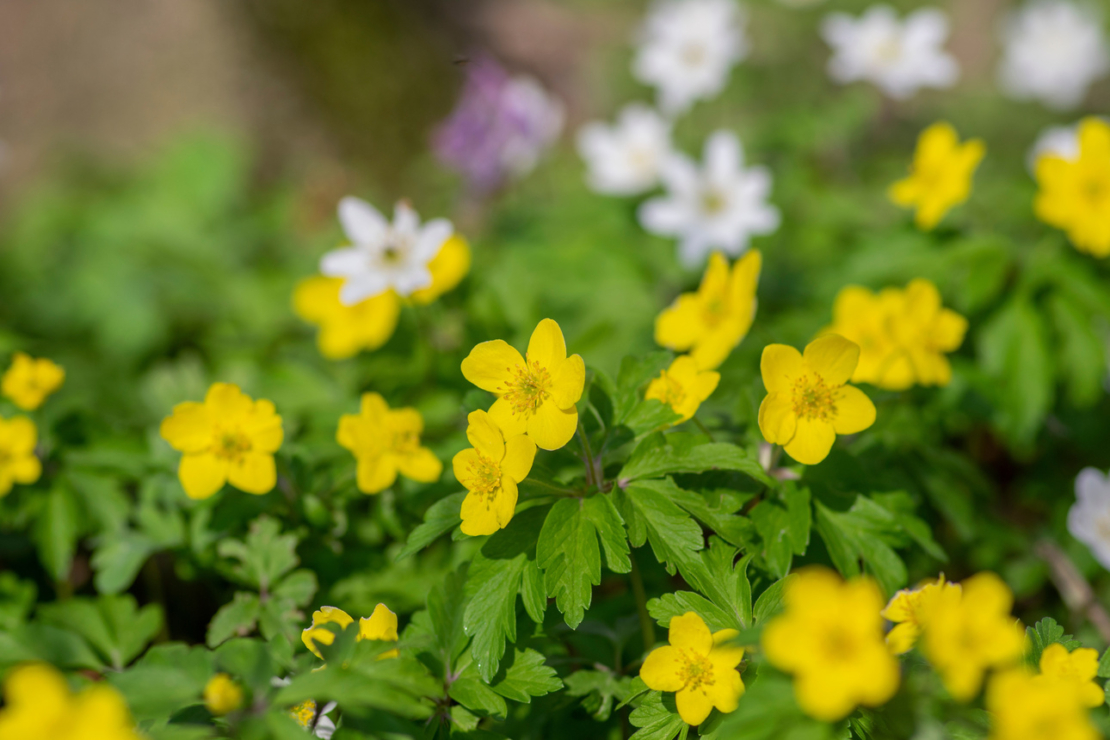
499,361 -> 552,417
651,371 -> 686,408
676,649 -> 716,691
213,428 -> 252,461
290,699 -> 317,729
466,452 -> 501,499
791,373 -> 837,422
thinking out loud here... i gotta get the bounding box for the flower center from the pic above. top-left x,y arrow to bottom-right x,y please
213,428 -> 252,461
466,452 -> 502,498
791,373 -> 837,422
701,296 -> 728,327
1096,515 -> 1110,545
391,429 -> 419,454
652,371 -> 686,408
676,649 -> 715,691
821,627 -> 857,662
290,699 -> 317,729
682,43 -> 707,67
873,37 -> 903,66
700,188 -> 728,215
500,361 -> 552,417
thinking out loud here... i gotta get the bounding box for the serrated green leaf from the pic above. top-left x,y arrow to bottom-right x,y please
37,594 -> 162,670
449,676 -> 508,718
616,479 -> 704,574
629,690 -> 686,740
34,486 -> 80,583
751,484 -> 811,578
207,592 -> 261,647
1025,617 -> 1080,667
619,433 -> 773,486
674,539 -> 755,630
217,516 -> 299,592
754,577 -> 789,625
0,623 -> 105,670
585,494 -> 631,573
1098,648 -> 1110,679
488,648 -> 562,703
271,569 -> 318,607
537,498 -> 602,629
647,591 -> 733,632
564,668 -> 636,721
91,531 -> 156,595
613,352 -> 675,421
429,565 -> 471,673
396,492 -> 466,561
813,497 -> 909,596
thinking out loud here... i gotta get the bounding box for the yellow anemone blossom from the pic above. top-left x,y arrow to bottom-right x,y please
1,353 -> 65,411
454,409 -> 536,536
919,572 -> 1025,702
302,603 -> 400,660
644,356 -> 720,423
889,122 -> 985,230
1035,117 -> 1110,257
655,251 -> 761,371
337,393 -> 442,494
881,575 -> 960,654
461,318 -> 585,451
160,383 -> 283,500
640,611 -> 745,726
762,567 -> 899,722
987,669 -> 1100,740
293,276 -> 401,360
293,236 -> 471,360
203,673 -> 243,716
0,662 -> 143,740
827,280 -> 967,391
757,335 -> 877,465
1036,643 -> 1103,708
0,416 -> 42,497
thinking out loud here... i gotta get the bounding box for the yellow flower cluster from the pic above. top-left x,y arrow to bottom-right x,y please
337,393 -> 442,495
1034,117 -> 1110,259
889,122 -> 985,231
294,234 -> 471,360
457,319 -> 584,534
826,279 -> 967,391
203,673 -> 243,716
0,353 -> 62,498
988,668 -> 1099,740
2,353 -> 65,411
0,662 -> 143,740
301,604 -> 399,661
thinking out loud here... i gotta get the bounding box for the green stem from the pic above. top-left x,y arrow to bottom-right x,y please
577,424 -> 597,488
629,555 -> 655,656
692,416 -> 714,442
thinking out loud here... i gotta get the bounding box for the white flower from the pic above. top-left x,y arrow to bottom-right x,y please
821,6 -> 959,99
639,130 -> 780,268
576,104 -> 673,195
1027,123 -> 1082,173
1068,468 -> 1110,570
633,0 -> 748,116
320,197 -> 453,306
313,702 -> 338,739
999,1 -> 1110,111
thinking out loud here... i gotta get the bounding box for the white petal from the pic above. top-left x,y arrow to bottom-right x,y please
391,264 -> 433,296
338,197 -> 388,245
339,274 -> 390,305
678,233 -> 715,268
393,201 -> 421,236
320,248 -> 367,278
704,130 -> 742,180
639,197 -> 691,236
1076,468 -> 1110,507
414,219 -> 454,261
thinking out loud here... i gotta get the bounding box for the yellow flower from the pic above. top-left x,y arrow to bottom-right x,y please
0,416 -> 42,497
293,276 -> 401,360
987,668 -> 1099,740
919,572 -> 1025,702
337,392 -> 442,494
1,353 -> 65,411
301,604 -> 399,660
889,122 -> 985,230
644,356 -> 720,423
203,673 -> 243,716
757,335 -> 877,465
881,575 -> 960,654
1035,117 -> 1110,258
159,382 -> 284,500
410,234 -> 471,304
461,318 -> 585,451
1036,643 -> 1103,708
655,251 -> 761,371
640,611 -> 745,726
827,280 -> 967,391
454,409 -> 536,536
0,662 -> 142,740
761,567 -> 900,722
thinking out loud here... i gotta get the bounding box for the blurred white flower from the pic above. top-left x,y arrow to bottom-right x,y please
1068,468 -> 1110,570
821,6 -> 959,99
1027,123 -> 1082,173
639,130 -> 779,267
633,0 -> 748,116
999,1 -> 1110,111
320,198 -> 453,306
777,0 -> 827,6
313,702 -> 338,739
577,104 -> 673,195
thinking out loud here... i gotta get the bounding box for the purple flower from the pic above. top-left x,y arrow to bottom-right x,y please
434,56 -> 564,192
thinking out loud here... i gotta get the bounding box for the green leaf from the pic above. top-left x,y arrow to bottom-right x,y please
585,493 -> 632,573
613,352 -> 675,421
565,668 -> 637,721
449,676 -> 508,719
629,690 -> 686,740
676,540 -> 755,630
34,486 -> 81,583
1048,292 -> 1106,407
537,498 -> 602,629
813,497 -> 911,596
216,516 -> 299,592
753,577 -> 789,625
429,565 -> 470,673
37,594 -> 162,670
91,531 -> 156,595
615,479 -> 704,574
647,591 -> 733,633
621,399 -> 683,436
396,492 -> 466,561
1098,648 -> 1110,679
206,592 -> 261,647
272,569 -> 318,607
750,484 -> 811,578
464,552 -> 526,683
1025,617 -> 1080,667
0,623 -> 105,670
620,433 -> 772,486
0,573 -> 36,631
488,648 -> 562,703
714,673 -> 834,740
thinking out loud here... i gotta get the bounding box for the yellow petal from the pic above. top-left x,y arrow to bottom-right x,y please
411,234 -> 470,304
293,276 -> 344,323
357,455 -> 398,494
783,418 -> 836,465
794,669 -> 859,722
461,341 -> 524,394
460,488 -> 502,536
466,409 -> 505,460
228,452 -> 277,495
204,383 -> 252,417
501,434 -> 537,483
803,335 -> 860,386
8,454 -> 41,485
488,397 -> 528,436
179,453 -> 228,500
494,475 -> 519,529
885,622 -> 920,655
758,393 -> 797,446
709,630 -> 745,669
359,603 -> 398,641
760,345 -> 804,393
668,612 -> 712,655
689,328 -> 736,371
655,294 -> 705,352
160,402 -> 213,453
3,417 -> 38,455
526,401 -> 578,451
244,400 -> 283,454
831,385 -> 876,435
453,448 -> 483,491
526,318 -> 568,369
639,645 -> 686,692
676,685 -> 715,726
697,252 -> 731,301
397,447 -> 442,483
549,354 -> 586,409
706,664 -> 745,715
